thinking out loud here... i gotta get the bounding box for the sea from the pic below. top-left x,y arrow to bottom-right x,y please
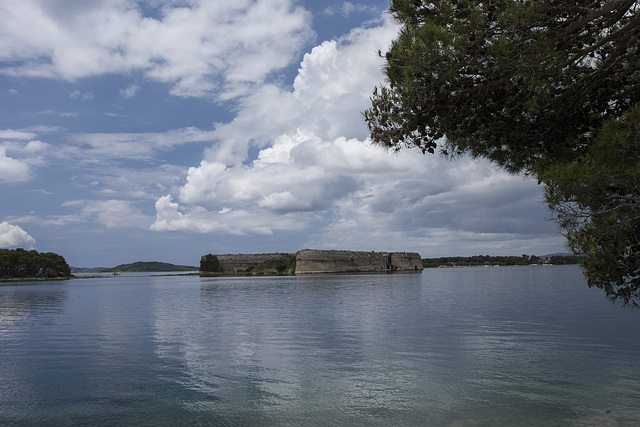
1,265 -> 639,426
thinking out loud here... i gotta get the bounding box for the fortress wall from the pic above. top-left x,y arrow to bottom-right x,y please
294,250 -> 387,274
390,252 -> 424,271
202,250 -> 423,274
295,250 -> 423,274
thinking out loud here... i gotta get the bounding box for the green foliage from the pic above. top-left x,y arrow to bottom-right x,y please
251,254 -> 297,275
543,105 -> 640,306
548,255 -> 580,265
0,248 -> 71,278
422,254 -> 579,268
200,254 -> 223,273
423,255 -> 534,268
112,261 -> 197,272
365,0 -> 640,173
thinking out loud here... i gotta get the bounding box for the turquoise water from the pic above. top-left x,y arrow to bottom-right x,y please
1,266 -> 639,426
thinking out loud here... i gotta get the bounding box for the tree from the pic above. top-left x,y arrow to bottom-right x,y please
543,105 -> 640,306
364,0 -> 640,304
365,0 -> 639,172
200,254 -> 222,273
0,248 -> 71,278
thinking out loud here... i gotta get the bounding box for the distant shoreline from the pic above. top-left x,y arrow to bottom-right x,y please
1,263 -> 580,284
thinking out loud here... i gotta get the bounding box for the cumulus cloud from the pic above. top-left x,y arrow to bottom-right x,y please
0,147 -> 31,182
0,0 -> 313,98
150,14 -> 563,254
0,138 -> 48,183
0,222 -> 36,249
198,17 -> 399,168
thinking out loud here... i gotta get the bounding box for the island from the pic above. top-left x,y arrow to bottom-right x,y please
200,250 -> 423,275
0,248 -> 72,280
72,261 -> 198,274
109,261 -> 197,273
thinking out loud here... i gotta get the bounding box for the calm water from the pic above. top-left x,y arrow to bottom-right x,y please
1,266 -> 639,426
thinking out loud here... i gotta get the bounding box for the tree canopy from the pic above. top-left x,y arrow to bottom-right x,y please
543,105 -> 640,305
365,0 -> 640,304
365,0 -> 639,173
200,254 -> 222,273
112,261 -> 197,272
0,248 -> 71,278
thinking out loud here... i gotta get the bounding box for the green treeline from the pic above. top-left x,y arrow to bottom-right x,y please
0,248 -> 71,278
112,261 -> 197,272
422,255 -> 579,268
200,254 -> 222,273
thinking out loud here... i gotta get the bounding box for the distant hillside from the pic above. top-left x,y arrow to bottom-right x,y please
112,261 -> 198,272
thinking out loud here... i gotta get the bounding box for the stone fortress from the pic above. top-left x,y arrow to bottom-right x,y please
295,249 -> 422,274
202,249 -> 423,275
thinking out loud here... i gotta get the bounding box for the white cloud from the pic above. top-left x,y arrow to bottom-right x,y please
151,14 -> 563,255
68,163 -> 188,201
120,84 -> 140,98
0,0 -> 313,99
23,140 -> 48,154
0,137 -> 49,182
179,130 -> 381,211
151,194 -> 301,235
153,17 -> 402,230
0,146 -> 32,182
199,16 -> 398,168
0,222 -> 36,249
68,90 -> 94,101
324,2 -> 380,18
0,129 -> 37,140
9,214 -> 83,227
64,199 -> 152,228
65,127 -> 216,161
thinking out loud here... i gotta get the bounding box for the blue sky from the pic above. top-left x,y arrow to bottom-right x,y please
0,0 -> 565,267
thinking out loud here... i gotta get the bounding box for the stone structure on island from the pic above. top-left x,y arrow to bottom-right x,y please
216,253 -> 295,274
295,249 -> 422,274
200,250 -> 423,275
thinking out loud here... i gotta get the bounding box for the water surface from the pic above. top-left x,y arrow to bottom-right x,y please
1,266 -> 638,425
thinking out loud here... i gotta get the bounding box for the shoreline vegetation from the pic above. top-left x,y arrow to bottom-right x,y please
422,254 -> 579,268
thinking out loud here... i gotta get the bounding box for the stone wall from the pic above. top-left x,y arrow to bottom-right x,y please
294,249 -> 423,274
201,250 -> 423,274
390,252 -> 424,271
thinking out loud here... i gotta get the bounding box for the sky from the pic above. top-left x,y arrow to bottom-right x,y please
0,0 -> 566,268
